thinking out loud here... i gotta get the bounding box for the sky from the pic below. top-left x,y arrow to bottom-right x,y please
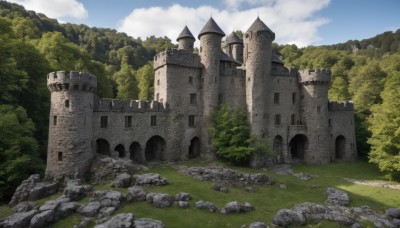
7,0 -> 400,47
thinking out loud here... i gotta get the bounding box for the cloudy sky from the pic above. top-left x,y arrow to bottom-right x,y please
7,0 -> 400,47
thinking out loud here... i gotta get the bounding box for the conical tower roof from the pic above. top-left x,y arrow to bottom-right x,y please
198,17 -> 225,39
176,26 -> 195,41
246,17 -> 274,34
226,32 -> 243,44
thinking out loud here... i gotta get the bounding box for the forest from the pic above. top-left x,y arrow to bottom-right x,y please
0,1 -> 399,201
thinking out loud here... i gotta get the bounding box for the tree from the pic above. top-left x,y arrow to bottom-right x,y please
209,105 -> 254,162
136,62 -> 154,100
368,72 -> 400,180
329,76 -> 351,101
113,61 -> 138,100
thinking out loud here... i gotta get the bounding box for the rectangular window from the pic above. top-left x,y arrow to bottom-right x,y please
58,152 -> 62,161
100,116 -> 108,128
53,116 -> 57,126
274,93 -> 280,104
190,93 -> 197,105
292,93 -> 296,104
218,93 -> 224,105
189,115 -> 195,127
157,80 -> 160,85
125,116 -> 132,128
329,119 -> 332,127
274,114 -> 281,125
189,76 -> 193,84
151,115 -> 157,126
317,106 -> 321,113
73,85 -> 79,90
291,114 -> 295,125
65,100 -> 70,108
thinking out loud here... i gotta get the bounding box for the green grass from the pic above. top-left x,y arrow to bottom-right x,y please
0,205 -> 13,219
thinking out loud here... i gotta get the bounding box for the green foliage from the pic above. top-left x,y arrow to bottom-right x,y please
368,72 -> 400,181
113,62 -> 138,100
136,62 -> 155,100
209,105 -> 254,162
0,105 -> 44,200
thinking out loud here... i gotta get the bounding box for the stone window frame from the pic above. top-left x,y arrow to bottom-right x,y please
188,115 -> 195,127
151,115 -> 157,126
125,116 -> 132,128
274,114 -> 281,126
53,115 -> 57,126
65,99 -> 70,108
189,76 -> 193,84
291,114 -> 295,125
100,116 -> 108,128
274,93 -> 280,105
292,92 -> 296,104
58,152 -> 63,162
190,93 -> 197,105
317,106 -> 321,113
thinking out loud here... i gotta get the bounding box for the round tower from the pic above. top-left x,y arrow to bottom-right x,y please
244,17 -> 275,137
226,31 -> 243,62
299,69 -> 331,164
177,26 -> 195,52
46,71 -> 97,181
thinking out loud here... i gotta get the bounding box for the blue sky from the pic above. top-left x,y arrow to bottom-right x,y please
8,0 -> 400,47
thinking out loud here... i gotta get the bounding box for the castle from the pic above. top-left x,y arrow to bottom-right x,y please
45,17 -> 357,180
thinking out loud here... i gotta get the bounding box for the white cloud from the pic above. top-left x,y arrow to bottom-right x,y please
8,0 -> 88,21
118,0 -> 330,47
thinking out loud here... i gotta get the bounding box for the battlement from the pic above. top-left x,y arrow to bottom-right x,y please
299,69 -> 331,84
47,71 -> 97,92
328,101 -> 354,111
271,64 -> 298,78
94,98 -> 169,113
154,49 -> 202,70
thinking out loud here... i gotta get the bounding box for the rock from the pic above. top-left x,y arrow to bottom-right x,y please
351,223 -> 362,228
12,201 -> 36,213
127,186 -> 147,202
152,193 -> 174,208
77,201 -> 102,217
93,190 -> 124,208
97,207 -> 116,219
279,184 -> 287,189
250,173 -> 275,185
63,180 -> 92,201
94,213 -> 134,228
220,201 -> 254,214
326,187 -> 350,206
111,173 -> 132,188
249,222 -> 268,228
134,218 -> 165,228
30,209 -> 54,228
55,202 -> 78,220
89,157 -> 141,182
272,209 -> 306,227
386,208 -> 400,219
292,172 -> 312,180
242,202 -> 254,212
244,187 -> 255,192
195,200 -> 217,212
39,195 -> 70,212
73,217 -> 92,228
0,210 -> 38,228
211,183 -> 229,192
132,173 -> 168,186
176,201 -> 190,209
145,192 -> 158,203
175,192 -> 191,201
29,181 -> 58,201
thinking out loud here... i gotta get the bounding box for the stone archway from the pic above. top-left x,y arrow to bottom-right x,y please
130,142 -> 142,162
188,137 -> 201,159
273,135 -> 283,159
145,136 -> 166,162
115,144 -> 125,158
335,135 -> 346,159
96,138 -> 110,156
289,134 -> 308,160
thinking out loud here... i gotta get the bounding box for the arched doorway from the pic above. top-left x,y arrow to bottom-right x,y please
145,136 -> 166,162
115,144 -> 125,158
96,138 -> 110,156
130,142 -> 142,162
188,137 -> 201,159
273,135 -> 283,157
335,135 -> 346,159
289,134 -> 308,160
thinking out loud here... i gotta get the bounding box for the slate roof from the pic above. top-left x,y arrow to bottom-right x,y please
176,26 -> 195,41
226,32 -> 243,44
198,17 -> 225,39
246,17 -> 274,33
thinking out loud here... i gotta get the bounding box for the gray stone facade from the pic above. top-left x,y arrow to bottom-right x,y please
45,17 -> 357,180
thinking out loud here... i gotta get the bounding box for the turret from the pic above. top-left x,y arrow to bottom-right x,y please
244,17 -> 275,137
299,69 -> 331,164
177,26 -> 195,52
226,32 -> 243,62
46,71 -> 96,181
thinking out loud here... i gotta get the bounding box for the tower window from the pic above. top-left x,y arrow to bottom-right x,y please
125,116 -> 132,128
189,76 -> 193,84
156,93 -> 160,101
151,115 -> 157,126
317,106 -> 321,113
53,116 -> 57,126
218,93 -> 224,105
157,80 -> 160,85
274,93 -> 280,104
291,114 -> 295,125
329,119 -> 332,127
189,115 -> 195,127
274,114 -> 281,125
100,116 -> 108,128
58,152 -> 62,161
292,93 -> 296,104
65,100 -> 70,108
190,93 -> 197,105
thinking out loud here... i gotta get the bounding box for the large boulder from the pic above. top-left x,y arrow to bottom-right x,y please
326,187 -> 350,206
127,186 -> 147,202
29,182 -> 58,200
386,208 -> 400,219
93,190 -> 124,208
12,201 -> 36,213
63,180 -> 92,201
272,209 -> 306,227
39,196 -> 70,212
111,173 -> 132,188
175,192 -> 191,201
176,201 -> 190,209
152,193 -> 174,208
211,183 -> 229,193
77,201 -> 102,217
89,157 -> 142,182
132,173 -> 168,186
220,201 -> 254,214
95,213 -> 134,228
0,210 -> 38,228
30,210 -> 54,228
134,218 -> 165,228
195,200 -> 217,212
55,202 -> 79,220
97,207 -> 116,219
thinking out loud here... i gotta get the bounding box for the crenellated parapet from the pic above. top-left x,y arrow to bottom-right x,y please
47,71 -> 97,92
328,101 -> 354,111
94,98 -> 169,113
272,64 -> 298,77
153,49 -> 202,70
299,69 -> 331,85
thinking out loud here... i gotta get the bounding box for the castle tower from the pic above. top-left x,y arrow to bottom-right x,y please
177,26 -> 195,52
226,32 -> 243,62
46,71 -> 97,181
198,17 -> 225,158
244,17 -> 275,137
299,69 -> 331,164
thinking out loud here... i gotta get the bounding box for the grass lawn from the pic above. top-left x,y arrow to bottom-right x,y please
2,160 -> 399,227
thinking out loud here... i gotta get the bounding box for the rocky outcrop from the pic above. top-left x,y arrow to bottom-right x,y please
175,192 -> 191,201
195,200 -> 217,212
77,201 -> 102,217
95,213 -> 134,228
89,157 -> 142,182
30,210 -> 54,228
220,201 -> 254,214
0,210 -> 38,228
127,186 -> 147,202
134,218 -> 165,228
63,179 -> 92,201
93,190 -> 124,209
272,209 -> 306,227
132,173 -> 168,186
111,173 -> 132,188
12,201 -> 36,213
326,187 -> 350,206
150,193 -> 174,208
211,183 -> 229,192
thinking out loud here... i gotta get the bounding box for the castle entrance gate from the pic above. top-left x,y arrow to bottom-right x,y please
115,144 -> 125,158
96,138 -> 110,156
335,135 -> 346,159
130,142 -> 142,162
145,136 -> 166,161
289,134 -> 308,160
188,137 -> 201,159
